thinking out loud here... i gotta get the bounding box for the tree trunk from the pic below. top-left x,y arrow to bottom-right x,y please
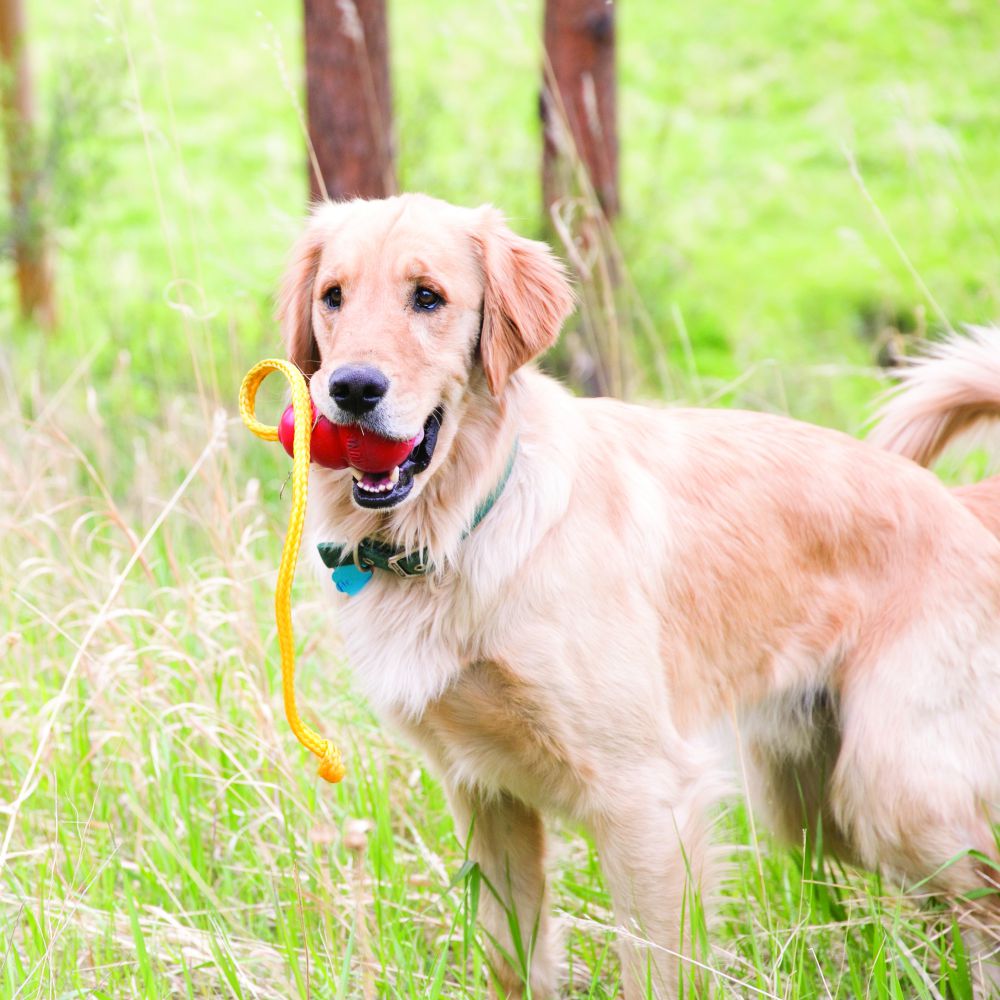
303,0 -> 395,203
541,0 -> 618,219
540,0 -> 625,399
0,0 -> 56,329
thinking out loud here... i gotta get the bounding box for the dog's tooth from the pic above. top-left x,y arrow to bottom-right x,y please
389,466 -> 400,484
356,475 -> 396,494
350,467 -> 365,481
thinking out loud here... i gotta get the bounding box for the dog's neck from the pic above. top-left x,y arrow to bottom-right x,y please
308,369 -> 524,573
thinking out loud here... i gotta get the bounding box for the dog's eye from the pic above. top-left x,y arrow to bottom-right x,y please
321,286 -> 342,310
414,286 -> 443,312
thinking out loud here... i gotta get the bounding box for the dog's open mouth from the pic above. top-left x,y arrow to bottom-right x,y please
351,408 -> 442,509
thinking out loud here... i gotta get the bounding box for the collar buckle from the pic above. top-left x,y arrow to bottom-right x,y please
386,551 -> 425,577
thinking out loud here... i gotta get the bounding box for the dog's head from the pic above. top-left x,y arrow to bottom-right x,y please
278,194 -> 574,510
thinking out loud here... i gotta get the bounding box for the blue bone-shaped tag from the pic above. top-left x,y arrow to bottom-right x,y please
331,563 -> 373,596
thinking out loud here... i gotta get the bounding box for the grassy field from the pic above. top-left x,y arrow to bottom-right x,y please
2,0 -> 1000,996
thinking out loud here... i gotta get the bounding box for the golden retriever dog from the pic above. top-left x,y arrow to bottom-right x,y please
278,193 -> 1000,997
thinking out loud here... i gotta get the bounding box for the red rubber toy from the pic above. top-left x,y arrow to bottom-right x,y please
277,402 -> 418,472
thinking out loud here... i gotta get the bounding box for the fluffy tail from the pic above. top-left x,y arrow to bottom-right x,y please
869,327 -> 1000,538
868,326 -> 1000,467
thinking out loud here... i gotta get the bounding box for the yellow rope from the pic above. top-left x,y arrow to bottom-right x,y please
238,360 -> 346,784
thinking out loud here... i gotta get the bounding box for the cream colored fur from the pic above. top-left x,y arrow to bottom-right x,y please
279,195 -> 1000,998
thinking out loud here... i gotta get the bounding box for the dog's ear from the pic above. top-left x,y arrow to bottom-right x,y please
472,207 -> 575,396
277,214 -> 325,376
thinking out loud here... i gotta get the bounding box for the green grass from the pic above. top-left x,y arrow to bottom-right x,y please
3,0 -> 999,995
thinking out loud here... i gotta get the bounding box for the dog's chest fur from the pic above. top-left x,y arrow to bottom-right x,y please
335,565 -> 599,814
331,519 -> 527,714
398,659 -> 597,814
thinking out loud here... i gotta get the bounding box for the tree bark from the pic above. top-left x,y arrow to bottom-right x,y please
0,0 -> 56,329
542,0 -> 619,218
303,0 -> 395,203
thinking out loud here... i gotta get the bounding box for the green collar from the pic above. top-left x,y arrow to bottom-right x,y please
317,439 -> 519,579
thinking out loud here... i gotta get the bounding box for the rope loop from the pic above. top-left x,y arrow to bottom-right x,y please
239,360 -> 345,783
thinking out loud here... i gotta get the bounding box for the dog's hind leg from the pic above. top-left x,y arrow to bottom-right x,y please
830,690 -> 1000,895
828,629 -> 1000,991
446,784 -> 558,1000
832,743 -> 1000,994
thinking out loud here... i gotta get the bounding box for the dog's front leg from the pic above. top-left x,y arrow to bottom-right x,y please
592,779 -> 714,1000
446,784 -> 556,999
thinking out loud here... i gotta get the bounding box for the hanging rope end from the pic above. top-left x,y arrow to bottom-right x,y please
241,360 -> 346,788
317,742 -> 346,783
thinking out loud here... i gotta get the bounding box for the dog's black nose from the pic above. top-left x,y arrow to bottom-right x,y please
329,365 -> 389,416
